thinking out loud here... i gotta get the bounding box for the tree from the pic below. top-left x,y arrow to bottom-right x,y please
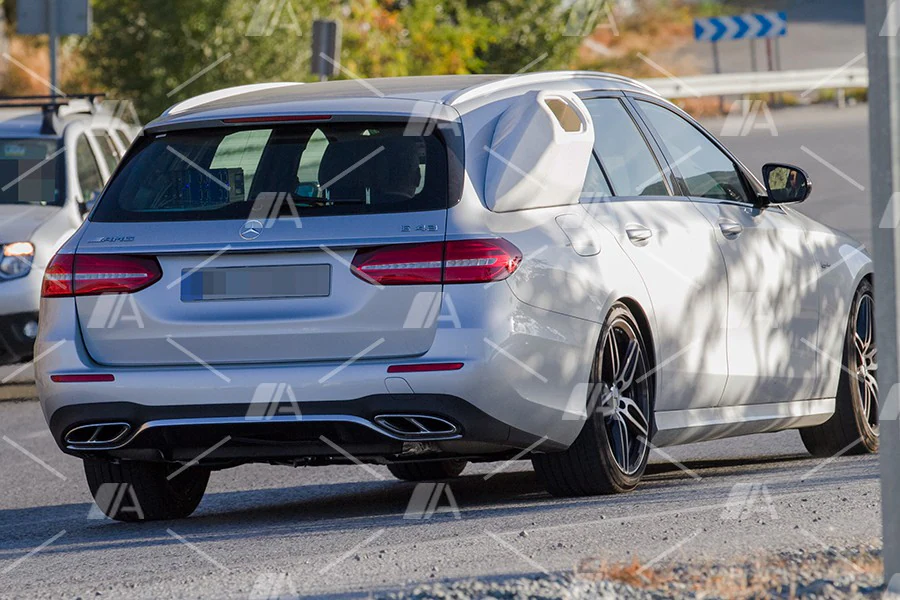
81,0 -> 319,120
469,0 -> 582,74
79,0 -> 579,121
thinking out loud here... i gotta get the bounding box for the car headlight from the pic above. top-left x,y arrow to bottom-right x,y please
0,242 -> 35,279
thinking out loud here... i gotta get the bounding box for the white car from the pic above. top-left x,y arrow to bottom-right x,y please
35,73 -> 875,521
0,95 -> 136,365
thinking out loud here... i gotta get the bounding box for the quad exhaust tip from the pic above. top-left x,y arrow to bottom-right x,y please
64,422 -> 132,448
373,414 -> 460,440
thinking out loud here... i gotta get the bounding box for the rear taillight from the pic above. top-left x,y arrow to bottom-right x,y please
42,254 -> 162,298
351,239 -> 522,285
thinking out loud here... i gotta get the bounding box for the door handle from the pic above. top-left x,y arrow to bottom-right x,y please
719,220 -> 744,238
626,226 -> 653,245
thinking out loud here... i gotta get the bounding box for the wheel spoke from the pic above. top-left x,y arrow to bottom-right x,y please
866,372 -> 879,400
619,396 -> 649,438
861,380 -> 871,419
615,341 -> 640,392
865,297 -> 875,347
605,333 -> 620,380
593,383 -> 615,417
615,416 -> 630,467
854,332 -> 867,358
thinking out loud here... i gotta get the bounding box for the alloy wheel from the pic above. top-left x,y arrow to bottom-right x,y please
852,291 -> 878,436
595,317 -> 652,476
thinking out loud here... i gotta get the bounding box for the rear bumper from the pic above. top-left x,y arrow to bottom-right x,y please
37,284 -> 604,457
0,311 -> 38,365
48,395 -> 552,463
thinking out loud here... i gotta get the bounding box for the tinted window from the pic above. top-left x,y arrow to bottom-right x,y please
75,135 -> 104,200
92,130 -> 120,173
0,139 -> 61,206
91,123 -> 450,222
583,98 -> 669,197
113,129 -> 132,149
638,101 -> 750,203
581,155 -> 613,201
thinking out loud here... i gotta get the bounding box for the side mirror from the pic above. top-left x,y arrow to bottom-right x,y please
762,163 -> 812,205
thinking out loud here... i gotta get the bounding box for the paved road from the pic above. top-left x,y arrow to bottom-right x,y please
0,105 -> 878,599
705,104 -> 871,247
657,0 -> 866,74
0,400 -> 881,599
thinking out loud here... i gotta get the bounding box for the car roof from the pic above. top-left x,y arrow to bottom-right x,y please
0,103 -> 127,139
151,71 -> 661,131
0,110 -> 57,139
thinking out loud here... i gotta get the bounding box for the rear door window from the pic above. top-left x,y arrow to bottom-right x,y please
75,134 -> 104,200
91,122 -> 450,222
92,129 -> 121,173
582,98 -> 670,197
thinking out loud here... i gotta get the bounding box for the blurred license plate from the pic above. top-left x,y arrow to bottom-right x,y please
181,265 -> 331,301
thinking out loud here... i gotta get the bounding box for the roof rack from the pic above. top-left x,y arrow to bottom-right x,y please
0,94 -> 108,135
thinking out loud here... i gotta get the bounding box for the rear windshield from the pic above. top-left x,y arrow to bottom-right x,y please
90,122 -> 450,222
0,139 -> 62,206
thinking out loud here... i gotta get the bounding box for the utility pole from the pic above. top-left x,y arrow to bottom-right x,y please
46,0 -> 58,100
865,0 -> 900,590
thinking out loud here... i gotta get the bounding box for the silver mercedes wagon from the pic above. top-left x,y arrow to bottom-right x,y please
36,73 -> 875,521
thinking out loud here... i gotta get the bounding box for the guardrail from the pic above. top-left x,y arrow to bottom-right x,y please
639,67 -> 869,102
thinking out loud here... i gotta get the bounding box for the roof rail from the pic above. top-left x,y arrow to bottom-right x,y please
0,94 -> 108,134
447,71 -> 658,106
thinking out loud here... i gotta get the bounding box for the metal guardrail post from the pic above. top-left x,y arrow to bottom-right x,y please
865,0 -> 900,591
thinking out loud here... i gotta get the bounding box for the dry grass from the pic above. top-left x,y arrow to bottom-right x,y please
576,546 -> 884,599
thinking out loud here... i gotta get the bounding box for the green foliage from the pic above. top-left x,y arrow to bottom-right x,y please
81,0 -> 318,120
470,0 -> 580,73
80,0 -> 581,121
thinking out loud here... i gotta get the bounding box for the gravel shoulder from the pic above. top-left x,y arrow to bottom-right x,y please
381,544 -> 884,600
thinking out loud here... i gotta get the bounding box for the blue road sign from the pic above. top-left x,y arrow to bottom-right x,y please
694,12 -> 787,43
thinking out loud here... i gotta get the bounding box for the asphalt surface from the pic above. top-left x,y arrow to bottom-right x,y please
656,0 -> 866,74
0,105 -> 881,598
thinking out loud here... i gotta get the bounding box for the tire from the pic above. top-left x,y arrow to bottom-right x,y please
84,459 -> 210,522
387,459 -> 467,481
532,303 -> 653,497
800,279 -> 878,457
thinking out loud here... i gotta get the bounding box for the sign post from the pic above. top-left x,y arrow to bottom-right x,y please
694,12 -> 788,111
865,0 -> 900,592
17,0 -> 92,99
311,20 -> 342,82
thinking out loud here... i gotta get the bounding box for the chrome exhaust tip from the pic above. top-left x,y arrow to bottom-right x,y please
64,422 -> 132,449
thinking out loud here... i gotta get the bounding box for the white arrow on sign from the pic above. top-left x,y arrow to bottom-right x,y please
721,17 -> 741,40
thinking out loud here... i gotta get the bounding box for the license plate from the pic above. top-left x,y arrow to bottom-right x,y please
181,264 -> 331,301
